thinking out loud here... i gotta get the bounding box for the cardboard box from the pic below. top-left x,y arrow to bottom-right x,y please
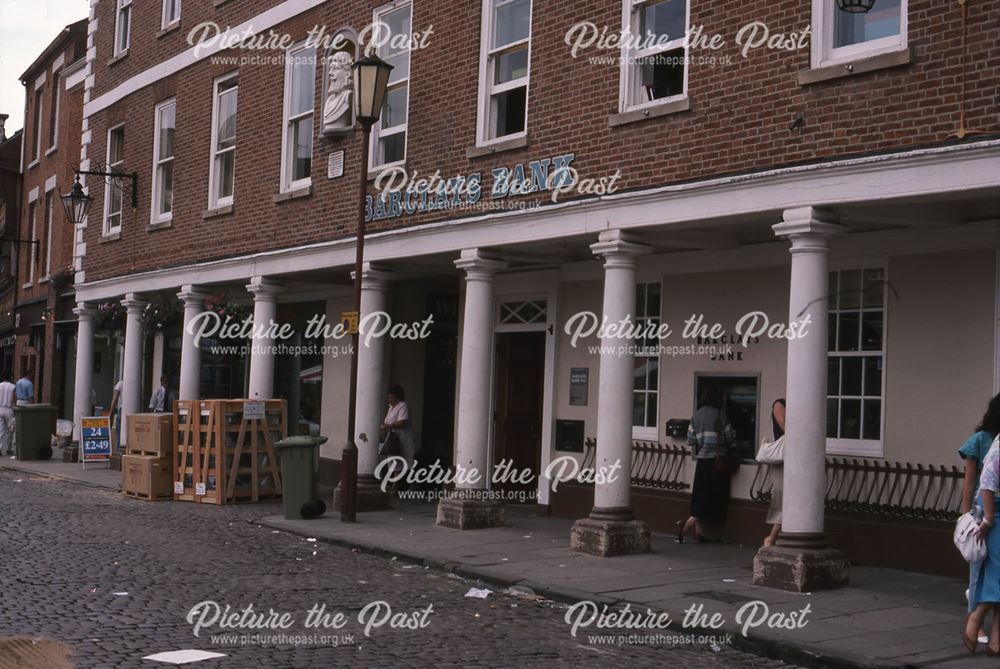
126,413 -> 174,456
122,454 -> 173,500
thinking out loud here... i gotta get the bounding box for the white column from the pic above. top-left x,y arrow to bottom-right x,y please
354,263 -> 394,477
247,277 -> 281,400
773,208 -> 845,541
72,303 -> 95,443
590,230 -> 651,515
119,293 -> 147,448
454,249 -> 507,490
177,286 -> 209,401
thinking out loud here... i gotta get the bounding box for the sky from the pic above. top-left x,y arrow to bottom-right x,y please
0,0 -> 89,134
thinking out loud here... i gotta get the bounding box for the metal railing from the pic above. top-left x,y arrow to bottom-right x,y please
580,438 -> 692,491
750,457 -> 965,522
575,439 -> 964,521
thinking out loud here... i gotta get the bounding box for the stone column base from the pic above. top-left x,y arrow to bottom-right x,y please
436,497 -> 504,530
570,517 -> 651,557
333,476 -> 392,513
753,545 -> 850,591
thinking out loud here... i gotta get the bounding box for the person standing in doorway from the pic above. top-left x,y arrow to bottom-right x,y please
380,385 -> 417,478
15,369 -> 34,406
108,379 -> 123,451
0,375 -> 15,457
148,376 -> 169,413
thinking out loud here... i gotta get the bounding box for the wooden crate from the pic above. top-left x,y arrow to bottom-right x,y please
173,399 -> 286,505
122,454 -> 173,501
126,413 -> 174,456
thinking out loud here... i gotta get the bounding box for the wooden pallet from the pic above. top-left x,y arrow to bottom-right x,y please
123,488 -> 172,501
125,449 -> 173,458
173,399 -> 286,505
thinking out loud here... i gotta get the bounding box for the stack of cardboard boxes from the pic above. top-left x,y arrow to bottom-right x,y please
122,414 -> 174,501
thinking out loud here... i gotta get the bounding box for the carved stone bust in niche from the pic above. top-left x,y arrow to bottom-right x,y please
322,49 -> 354,136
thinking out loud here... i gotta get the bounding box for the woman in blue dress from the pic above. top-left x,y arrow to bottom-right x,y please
960,395 -> 1000,644
965,436 -> 1000,653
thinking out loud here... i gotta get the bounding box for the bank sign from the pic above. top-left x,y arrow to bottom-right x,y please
365,153 -> 578,223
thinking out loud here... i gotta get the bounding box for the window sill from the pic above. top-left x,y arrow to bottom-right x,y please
799,47 -> 911,86
100,231 -> 121,243
368,162 -> 404,181
274,184 -> 312,203
466,135 -> 529,159
148,219 -> 172,231
610,96 -> 691,128
203,203 -> 234,220
107,50 -> 129,67
156,21 -> 181,39
44,146 -> 57,158
22,283 -> 33,289
39,276 -> 50,284
27,159 -> 39,171
213,0 -> 233,7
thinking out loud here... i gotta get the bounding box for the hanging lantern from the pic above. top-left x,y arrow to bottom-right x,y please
836,0 -> 877,12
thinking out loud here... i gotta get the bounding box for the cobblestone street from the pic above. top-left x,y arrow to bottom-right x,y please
0,470 -> 794,668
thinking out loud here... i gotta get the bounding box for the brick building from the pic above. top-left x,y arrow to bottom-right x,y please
64,0 -> 999,583
16,19 -> 88,415
0,116 -> 23,378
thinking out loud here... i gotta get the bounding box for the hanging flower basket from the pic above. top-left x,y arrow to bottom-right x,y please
204,294 -> 252,326
142,300 -> 182,333
95,301 -> 126,335
51,266 -> 75,293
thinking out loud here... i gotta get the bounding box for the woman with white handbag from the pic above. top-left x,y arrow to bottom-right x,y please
958,396 -> 1000,644
757,399 -> 785,548
964,437 -> 1000,654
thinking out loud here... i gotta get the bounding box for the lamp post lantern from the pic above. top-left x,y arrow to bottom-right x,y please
836,0 -> 877,12
60,176 -> 93,227
342,54 -> 393,523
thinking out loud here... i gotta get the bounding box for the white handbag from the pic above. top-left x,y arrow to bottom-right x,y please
955,512 -> 988,563
756,435 -> 785,465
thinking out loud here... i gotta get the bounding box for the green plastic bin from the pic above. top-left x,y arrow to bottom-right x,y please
275,435 -> 328,520
15,404 -> 58,461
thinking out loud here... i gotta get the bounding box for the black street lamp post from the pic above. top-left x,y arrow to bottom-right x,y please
342,54 -> 393,523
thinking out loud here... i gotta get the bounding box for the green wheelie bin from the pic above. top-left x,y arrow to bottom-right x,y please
14,404 -> 58,460
275,435 -> 328,520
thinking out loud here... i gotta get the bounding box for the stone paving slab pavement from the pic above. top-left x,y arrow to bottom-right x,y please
256,505 -> 991,669
4,455 -> 992,669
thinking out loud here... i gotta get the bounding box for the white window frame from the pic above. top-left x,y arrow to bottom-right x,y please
150,98 -> 176,224
619,0 -> 690,113
114,0 -> 133,56
632,281 -> 661,441
31,85 -> 44,163
370,1 -> 411,170
826,262 -> 888,458
47,71 -> 60,152
280,43 -> 315,192
208,72 -> 239,209
811,0 -> 907,69
24,200 -> 37,287
43,189 -> 54,279
161,0 -> 181,29
103,124 -> 125,236
475,0 -> 532,147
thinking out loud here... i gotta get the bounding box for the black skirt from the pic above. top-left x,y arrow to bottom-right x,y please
690,456 -> 731,524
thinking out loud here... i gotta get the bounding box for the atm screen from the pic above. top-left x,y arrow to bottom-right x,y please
694,375 -> 760,461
